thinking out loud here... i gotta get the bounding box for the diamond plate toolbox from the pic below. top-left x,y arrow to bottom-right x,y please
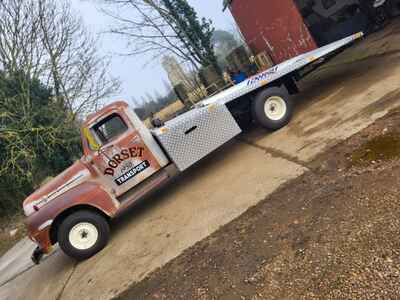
152,104 -> 242,171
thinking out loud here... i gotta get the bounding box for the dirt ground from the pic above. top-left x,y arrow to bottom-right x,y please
117,106 -> 400,299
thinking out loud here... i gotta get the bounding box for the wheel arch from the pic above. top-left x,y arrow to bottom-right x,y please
226,80 -> 290,124
225,71 -> 298,129
251,76 -> 293,99
226,72 -> 295,108
50,204 -> 111,245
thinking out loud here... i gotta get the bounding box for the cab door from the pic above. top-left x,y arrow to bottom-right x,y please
88,110 -> 165,196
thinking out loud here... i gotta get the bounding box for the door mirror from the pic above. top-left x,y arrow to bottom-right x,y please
83,127 -> 100,151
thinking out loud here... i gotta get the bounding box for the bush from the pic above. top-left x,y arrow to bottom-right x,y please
0,72 -> 81,217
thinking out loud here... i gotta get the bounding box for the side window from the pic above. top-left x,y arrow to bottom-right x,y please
93,113 -> 128,144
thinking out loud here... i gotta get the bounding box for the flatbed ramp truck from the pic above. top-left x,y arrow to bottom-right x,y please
23,33 -> 363,263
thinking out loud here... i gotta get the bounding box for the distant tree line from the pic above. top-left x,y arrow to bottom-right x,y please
132,86 -> 178,120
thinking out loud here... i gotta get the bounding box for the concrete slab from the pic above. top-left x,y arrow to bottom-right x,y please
0,250 -> 75,300
0,238 -> 35,286
0,143 -> 305,300
0,235 -> 60,287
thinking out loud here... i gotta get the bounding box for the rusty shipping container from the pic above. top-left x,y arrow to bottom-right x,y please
228,0 -> 317,64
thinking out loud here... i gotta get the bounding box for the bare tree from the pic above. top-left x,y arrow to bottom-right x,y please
0,0 -> 121,117
0,1 -> 45,77
101,0 -> 218,71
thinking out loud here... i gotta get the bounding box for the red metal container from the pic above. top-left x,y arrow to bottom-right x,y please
229,0 -> 317,64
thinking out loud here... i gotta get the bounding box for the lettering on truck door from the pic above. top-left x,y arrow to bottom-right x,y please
89,112 -> 162,196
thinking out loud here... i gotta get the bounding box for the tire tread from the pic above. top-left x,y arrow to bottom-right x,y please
57,210 -> 110,261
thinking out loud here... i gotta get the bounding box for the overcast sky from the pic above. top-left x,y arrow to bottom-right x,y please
70,0 -> 237,106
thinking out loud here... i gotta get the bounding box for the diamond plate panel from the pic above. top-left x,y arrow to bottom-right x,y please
152,104 -> 241,171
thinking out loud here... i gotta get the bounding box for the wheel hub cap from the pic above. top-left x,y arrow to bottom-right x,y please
69,222 -> 99,250
264,96 -> 287,121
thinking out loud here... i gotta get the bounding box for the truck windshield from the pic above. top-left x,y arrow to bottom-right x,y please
93,113 -> 128,144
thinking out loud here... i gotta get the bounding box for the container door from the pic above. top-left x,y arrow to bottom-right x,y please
229,0 -> 317,64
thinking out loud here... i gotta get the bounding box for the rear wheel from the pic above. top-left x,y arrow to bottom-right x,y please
251,86 -> 293,130
57,210 -> 110,261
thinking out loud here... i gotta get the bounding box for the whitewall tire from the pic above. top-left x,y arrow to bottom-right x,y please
58,210 -> 110,261
252,86 -> 294,130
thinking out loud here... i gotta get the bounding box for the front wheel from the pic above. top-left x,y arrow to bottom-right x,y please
251,86 -> 294,130
57,210 -> 110,261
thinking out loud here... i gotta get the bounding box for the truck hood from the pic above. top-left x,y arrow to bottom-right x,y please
23,160 -> 91,217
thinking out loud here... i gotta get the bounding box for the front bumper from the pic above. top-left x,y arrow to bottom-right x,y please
28,226 -> 53,254
28,227 -> 53,264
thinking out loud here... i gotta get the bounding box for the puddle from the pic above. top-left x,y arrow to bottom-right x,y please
351,134 -> 400,166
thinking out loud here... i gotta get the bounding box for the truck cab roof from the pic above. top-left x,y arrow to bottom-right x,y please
82,101 -> 129,129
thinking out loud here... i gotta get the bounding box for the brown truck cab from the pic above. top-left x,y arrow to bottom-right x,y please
24,101 -> 174,263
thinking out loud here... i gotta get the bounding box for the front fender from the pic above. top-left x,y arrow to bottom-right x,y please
26,181 -> 117,252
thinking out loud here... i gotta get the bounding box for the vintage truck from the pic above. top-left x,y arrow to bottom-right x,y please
24,33 -> 363,264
